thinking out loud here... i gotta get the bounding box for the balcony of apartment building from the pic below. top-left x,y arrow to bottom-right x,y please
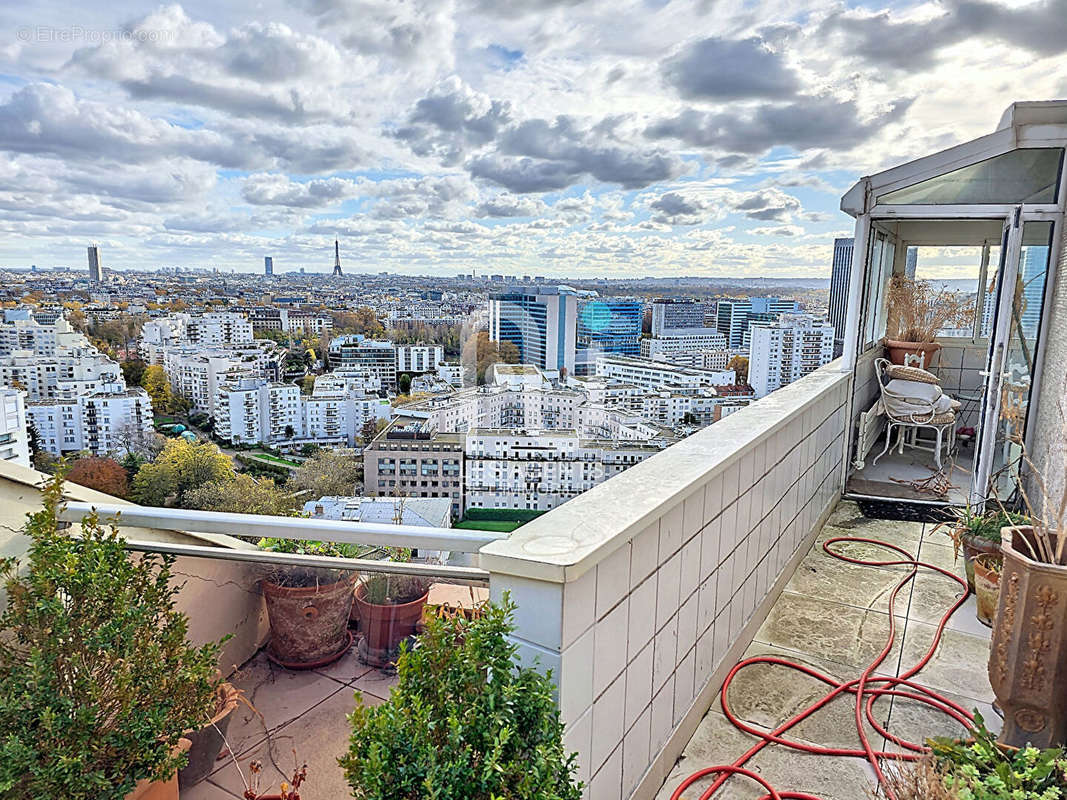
6,102 -> 1066,800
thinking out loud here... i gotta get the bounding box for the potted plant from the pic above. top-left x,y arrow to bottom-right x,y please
987,436 -> 1067,748
178,682 -> 243,790
353,548 -> 430,668
0,471 -> 222,800
340,597 -> 583,799
258,538 -> 360,670
876,712 -> 1067,799
884,275 -> 973,366
936,505 -> 1028,591
972,553 -> 1002,626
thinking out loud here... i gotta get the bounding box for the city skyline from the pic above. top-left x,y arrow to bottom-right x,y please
2,1 -> 1064,277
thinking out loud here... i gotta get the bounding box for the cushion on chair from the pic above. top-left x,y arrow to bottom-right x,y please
924,411 -> 956,425
886,364 -> 940,385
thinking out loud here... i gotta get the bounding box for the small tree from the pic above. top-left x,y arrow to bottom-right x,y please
140,364 -> 170,410
131,438 -> 235,507
0,471 -> 221,799
288,449 -> 361,498
67,456 -> 129,498
727,355 -> 749,385
184,473 -> 299,516
341,597 -> 582,800
398,373 -> 412,394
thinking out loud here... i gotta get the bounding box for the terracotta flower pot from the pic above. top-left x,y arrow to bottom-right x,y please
354,582 -> 429,668
125,739 -> 191,800
262,572 -> 357,669
178,683 -> 240,789
988,525 -> 1067,749
961,533 -> 1001,592
972,554 -> 1001,627
885,339 -> 941,367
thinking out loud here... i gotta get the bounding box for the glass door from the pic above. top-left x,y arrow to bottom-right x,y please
971,210 -> 1056,503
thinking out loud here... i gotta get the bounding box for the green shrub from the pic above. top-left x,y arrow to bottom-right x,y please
930,712 -> 1067,799
0,471 -> 222,799
340,596 -> 582,800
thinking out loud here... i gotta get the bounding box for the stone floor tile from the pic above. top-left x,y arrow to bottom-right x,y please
653,711 -> 876,800
729,643 -> 892,753
753,592 -> 907,674
222,652 -> 355,758
311,641 -> 376,686
178,777 -> 242,799
351,665 -> 398,702
208,686 -> 373,799
819,511 -> 923,546
783,549 -> 911,615
897,620 -> 994,703
882,685 -> 998,752
916,539 -> 964,574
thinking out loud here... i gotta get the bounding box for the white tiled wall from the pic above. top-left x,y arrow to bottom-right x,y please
486,364 -> 851,800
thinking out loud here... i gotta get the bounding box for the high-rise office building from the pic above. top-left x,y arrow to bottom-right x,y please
489,287 -> 577,374
651,299 -> 708,335
575,298 -> 643,375
578,299 -> 642,355
749,314 -> 835,398
716,297 -> 799,349
264,256 -> 273,276
87,244 -> 104,283
828,238 -> 854,358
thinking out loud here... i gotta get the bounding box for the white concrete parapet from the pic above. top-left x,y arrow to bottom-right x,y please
480,360 -> 851,800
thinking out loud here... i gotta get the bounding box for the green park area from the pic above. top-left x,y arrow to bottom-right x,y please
453,507 -> 546,533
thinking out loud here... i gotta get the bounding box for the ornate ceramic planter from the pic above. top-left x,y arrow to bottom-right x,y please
988,526 -> 1067,748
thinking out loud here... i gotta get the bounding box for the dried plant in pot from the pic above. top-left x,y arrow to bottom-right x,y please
884,275 -> 974,366
257,538 -> 359,670
988,446 -> 1067,748
354,548 -> 431,668
935,504 -> 1027,591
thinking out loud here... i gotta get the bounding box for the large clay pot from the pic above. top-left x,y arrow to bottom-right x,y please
354,582 -> 429,668
972,554 -> 1001,627
885,339 -> 941,367
125,739 -> 191,800
263,572 -> 357,669
989,526 -> 1067,748
178,683 -> 240,789
961,532 -> 1001,592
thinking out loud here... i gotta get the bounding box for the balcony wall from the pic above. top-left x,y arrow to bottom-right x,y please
480,360 -> 851,800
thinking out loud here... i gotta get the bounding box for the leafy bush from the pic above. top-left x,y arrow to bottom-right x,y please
341,596 -> 582,800
930,712 -> 1067,799
0,471 -> 221,799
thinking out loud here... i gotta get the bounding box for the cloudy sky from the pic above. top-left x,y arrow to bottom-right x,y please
0,0 -> 1065,277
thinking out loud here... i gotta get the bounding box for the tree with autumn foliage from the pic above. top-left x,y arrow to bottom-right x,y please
66,457 -> 129,499
727,355 -> 749,385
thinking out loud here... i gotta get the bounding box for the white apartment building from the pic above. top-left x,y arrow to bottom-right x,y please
437,362 -> 463,387
396,345 -> 445,374
154,340 -> 281,416
0,388 -> 30,467
0,312 -> 123,401
464,429 -> 663,511
214,371 -> 391,447
215,378 -> 303,446
650,349 -> 732,371
593,355 -> 734,390
27,384 -> 154,458
327,336 -> 398,389
749,314 -> 836,398
140,312 -> 253,361
641,331 -> 728,360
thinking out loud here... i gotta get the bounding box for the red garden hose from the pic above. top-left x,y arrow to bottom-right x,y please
670,536 -> 973,800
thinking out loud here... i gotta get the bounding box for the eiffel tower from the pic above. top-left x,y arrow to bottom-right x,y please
333,238 -> 343,276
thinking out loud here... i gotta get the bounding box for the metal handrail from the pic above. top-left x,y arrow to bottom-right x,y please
57,502 -> 504,554
114,538 -> 489,584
